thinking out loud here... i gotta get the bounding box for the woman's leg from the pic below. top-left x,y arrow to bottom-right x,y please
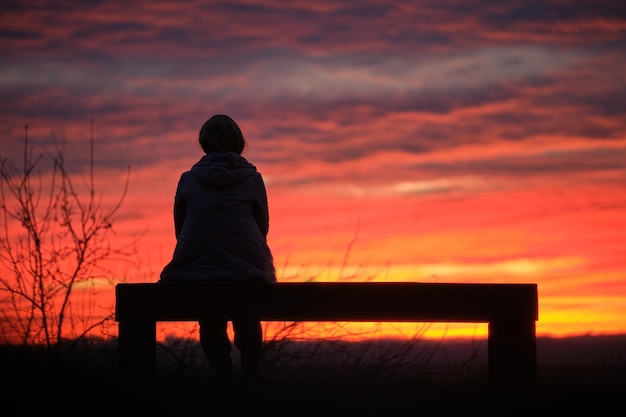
199,319 -> 232,380
232,319 -> 263,377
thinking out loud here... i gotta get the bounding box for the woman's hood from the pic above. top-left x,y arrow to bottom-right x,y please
190,151 -> 258,189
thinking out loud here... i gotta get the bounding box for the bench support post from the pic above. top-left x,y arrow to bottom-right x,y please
118,317 -> 156,375
488,319 -> 536,388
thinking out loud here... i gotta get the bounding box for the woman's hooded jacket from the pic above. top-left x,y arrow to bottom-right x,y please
160,151 -> 276,283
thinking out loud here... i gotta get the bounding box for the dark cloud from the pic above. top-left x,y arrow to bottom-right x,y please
1,0 -> 624,179
418,147 -> 626,179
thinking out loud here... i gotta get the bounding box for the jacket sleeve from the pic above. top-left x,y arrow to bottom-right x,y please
173,174 -> 186,239
252,174 -> 270,237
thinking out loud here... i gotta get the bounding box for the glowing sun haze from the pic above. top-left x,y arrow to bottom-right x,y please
1,0 -> 625,339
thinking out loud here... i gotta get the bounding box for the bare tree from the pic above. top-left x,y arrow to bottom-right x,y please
0,122 -> 137,361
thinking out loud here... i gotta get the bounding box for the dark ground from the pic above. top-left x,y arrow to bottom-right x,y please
4,334 -> 625,416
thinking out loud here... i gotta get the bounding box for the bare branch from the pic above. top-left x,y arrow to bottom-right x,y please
0,122 -> 138,360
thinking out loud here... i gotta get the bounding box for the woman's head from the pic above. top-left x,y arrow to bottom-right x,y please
198,114 -> 247,154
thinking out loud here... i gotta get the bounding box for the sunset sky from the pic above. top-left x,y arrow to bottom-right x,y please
1,1 -> 625,340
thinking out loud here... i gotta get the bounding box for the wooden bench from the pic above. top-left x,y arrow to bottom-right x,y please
115,282 -> 538,388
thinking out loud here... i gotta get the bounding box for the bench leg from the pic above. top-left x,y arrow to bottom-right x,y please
118,318 -> 156,375
488,319 -> 536,389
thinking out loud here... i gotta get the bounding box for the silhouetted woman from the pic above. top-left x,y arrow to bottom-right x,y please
160,114 -> 276,381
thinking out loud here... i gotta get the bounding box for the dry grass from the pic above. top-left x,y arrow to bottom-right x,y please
3,334 -> 625,416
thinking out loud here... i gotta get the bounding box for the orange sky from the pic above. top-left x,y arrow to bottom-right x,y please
1,0 -> 625,342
